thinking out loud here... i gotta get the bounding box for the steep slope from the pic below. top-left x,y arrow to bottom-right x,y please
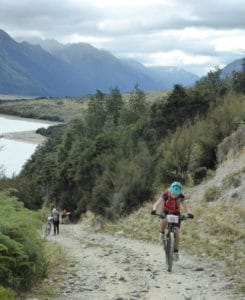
0,30 -> 46,95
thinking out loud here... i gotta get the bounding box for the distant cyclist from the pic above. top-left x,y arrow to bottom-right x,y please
151,181 -> 194,260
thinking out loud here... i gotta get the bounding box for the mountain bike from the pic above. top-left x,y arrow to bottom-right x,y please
155,214 -> 190,272
45,221 -> 52,237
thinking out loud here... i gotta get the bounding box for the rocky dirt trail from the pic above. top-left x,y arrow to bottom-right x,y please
38,223 -> 242,300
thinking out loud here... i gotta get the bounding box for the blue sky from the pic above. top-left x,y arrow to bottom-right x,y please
0,0 -> 245,75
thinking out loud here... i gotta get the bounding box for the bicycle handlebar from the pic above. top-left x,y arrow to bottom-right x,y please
152,213 -> 191,221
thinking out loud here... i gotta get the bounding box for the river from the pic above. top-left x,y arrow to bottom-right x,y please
0,114 -> 59,177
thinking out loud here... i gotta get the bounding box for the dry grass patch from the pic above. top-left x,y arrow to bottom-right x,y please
181,202 -> 244,292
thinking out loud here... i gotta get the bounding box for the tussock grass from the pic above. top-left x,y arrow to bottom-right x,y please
222,171 -> 242,188
203,186 -> 221,202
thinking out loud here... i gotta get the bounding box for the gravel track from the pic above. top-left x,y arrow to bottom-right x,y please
41,224 -> 242,300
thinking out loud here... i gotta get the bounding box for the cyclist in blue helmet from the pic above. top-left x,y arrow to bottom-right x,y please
151,181 -> 194,261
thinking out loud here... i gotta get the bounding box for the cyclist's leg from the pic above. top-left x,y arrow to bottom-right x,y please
66,214 -> 70,224
54,223 -> 57,235
159,213 -> 167,242
160,218 -> 167,233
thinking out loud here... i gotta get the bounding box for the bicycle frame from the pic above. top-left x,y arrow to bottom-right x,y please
154,214 -> 189,272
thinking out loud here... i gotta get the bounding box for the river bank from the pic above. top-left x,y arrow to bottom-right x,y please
0,113 -> 61,126
1,130 -> 46,144
0,114 -> 61,176
0,113 -> 61,144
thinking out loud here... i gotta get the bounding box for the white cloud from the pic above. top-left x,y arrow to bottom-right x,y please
0,0 -> 244,76
94,0 -> 168,7
147,50 -> 212,66
213,33 -> 245,53
61,33 -> 111,45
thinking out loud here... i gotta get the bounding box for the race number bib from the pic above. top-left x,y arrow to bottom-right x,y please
167,214 -> 179,223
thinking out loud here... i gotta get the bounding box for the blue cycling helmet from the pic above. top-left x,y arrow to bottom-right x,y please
169,181 -> 182,195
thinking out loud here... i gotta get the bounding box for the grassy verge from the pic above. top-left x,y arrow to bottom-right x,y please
21,241 -> 68,299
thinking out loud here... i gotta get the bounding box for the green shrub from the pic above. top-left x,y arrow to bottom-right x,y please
0,191 -> 47,293
0,286 -> 16,300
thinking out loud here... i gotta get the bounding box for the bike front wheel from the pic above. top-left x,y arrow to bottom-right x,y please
166,231 -> 175,272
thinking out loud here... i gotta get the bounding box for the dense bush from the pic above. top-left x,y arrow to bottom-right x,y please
192,167 -> 207,185
0,190 -> 46,294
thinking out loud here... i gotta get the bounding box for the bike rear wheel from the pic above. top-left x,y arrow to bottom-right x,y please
45,223 -> 51,236
166,231 -> 175,272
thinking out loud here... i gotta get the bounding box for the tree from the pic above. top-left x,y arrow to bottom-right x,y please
105,86 -> 123,125
128,84 -> 146,117
85,90 -> 106,137
157,123 -> 194,183
232,59 -> 245,94
194,66 -> 227,103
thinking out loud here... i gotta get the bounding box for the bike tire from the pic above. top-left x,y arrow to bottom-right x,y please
167,231 -> 175,272
45,224 -> 51,236
48,225 -> 51,235
163,237 -> 168,266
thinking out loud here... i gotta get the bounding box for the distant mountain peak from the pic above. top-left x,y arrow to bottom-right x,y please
0,28 -> 13,41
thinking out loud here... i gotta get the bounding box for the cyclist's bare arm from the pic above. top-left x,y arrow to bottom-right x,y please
152,196 -> 163,211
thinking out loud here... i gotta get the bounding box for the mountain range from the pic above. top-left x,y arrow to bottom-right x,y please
0,29 -> 200,97
0,29 -> 244,97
